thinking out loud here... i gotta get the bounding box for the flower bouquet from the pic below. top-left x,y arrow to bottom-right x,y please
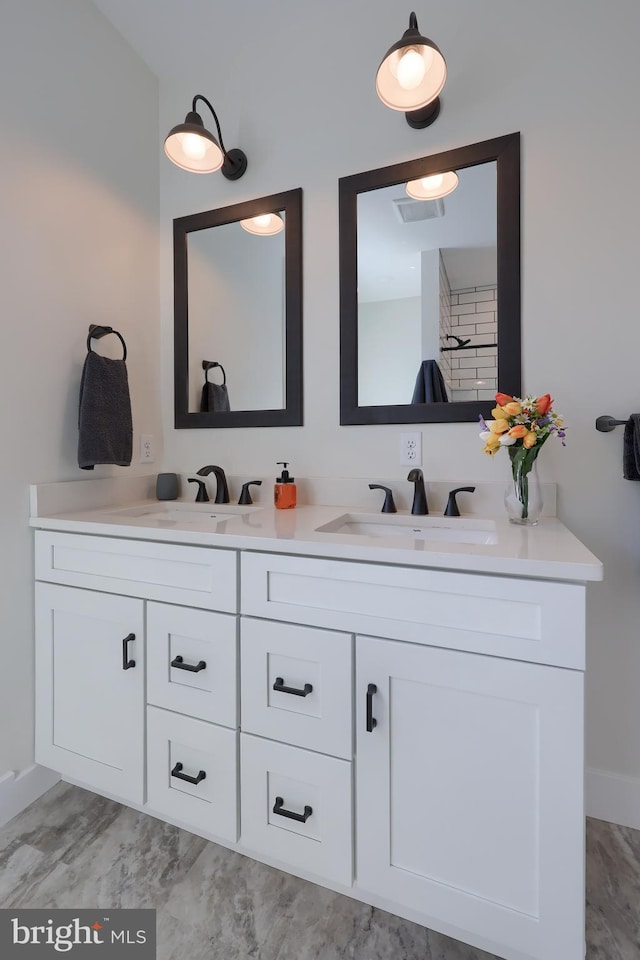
479,393 -> 566,524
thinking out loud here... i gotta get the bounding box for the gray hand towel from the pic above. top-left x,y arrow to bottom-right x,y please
78,351 -> 133,470
623,414 -> 640,480
411,359 -> 449,403
200,381 -> 231,413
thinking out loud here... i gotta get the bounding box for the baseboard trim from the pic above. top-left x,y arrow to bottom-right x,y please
586,767 -> 640,830
0,765 -> 60,827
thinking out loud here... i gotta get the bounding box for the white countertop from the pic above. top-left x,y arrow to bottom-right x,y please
29,497 -> 603,583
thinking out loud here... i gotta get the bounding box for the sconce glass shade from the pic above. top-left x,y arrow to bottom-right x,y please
240,213 -> 285,236
164,111 -> 224,173
406,171 -> 458,200
375,12 -> 446,128
164,96 -> 248,179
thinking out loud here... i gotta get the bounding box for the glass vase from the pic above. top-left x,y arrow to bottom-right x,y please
505,449 -> 543,524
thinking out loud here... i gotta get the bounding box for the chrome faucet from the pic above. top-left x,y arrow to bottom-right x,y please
407,468 -> 428,515
196,465 -> 230,504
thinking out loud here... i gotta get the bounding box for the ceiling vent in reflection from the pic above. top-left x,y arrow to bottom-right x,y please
392,196 -> 445,223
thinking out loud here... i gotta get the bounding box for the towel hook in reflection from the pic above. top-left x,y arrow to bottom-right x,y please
87,325 -> 127,361
202,360 -> 226,385
595,415 -> 630,432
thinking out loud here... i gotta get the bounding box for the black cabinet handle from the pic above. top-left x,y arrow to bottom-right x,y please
273,676 -> 313,697
171,762 -> 206,786
366,683 -> 377,732
171,655 -> 207,673
122,633 -> 136,670
272,796 -> 313,822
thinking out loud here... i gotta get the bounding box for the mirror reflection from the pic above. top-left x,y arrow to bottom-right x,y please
357,162 -> 497,406
187,217 -> 286,412
174,188 -> 303,429
339,134 -> 520,425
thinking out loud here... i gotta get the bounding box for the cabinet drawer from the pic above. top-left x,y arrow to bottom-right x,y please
147,604 -> 237,727
240,733 -> 352,886
241,552 -> 585,669
241,618 -> 352,758
35,531 -> 237,612
147,706 -> 238,841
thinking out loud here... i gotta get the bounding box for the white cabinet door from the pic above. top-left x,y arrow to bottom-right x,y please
355,636 -> 584,960
35,583 -> 145,804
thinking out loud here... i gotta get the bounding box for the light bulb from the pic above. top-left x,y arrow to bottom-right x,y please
180,132 -> 207,160
405,170 -> 459,200
420,174 -> 444,190
240,213 -> 284,236
395,47 -> 427,90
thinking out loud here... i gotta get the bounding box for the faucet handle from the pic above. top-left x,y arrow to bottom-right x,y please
369,483 -> 397,514
238,480 -> 262,505
188,478 -> 209,503
444,486 -> 476,517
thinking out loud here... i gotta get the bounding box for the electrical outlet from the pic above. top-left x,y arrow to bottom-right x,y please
400,431 -> 422,467
140,434 -> 155,463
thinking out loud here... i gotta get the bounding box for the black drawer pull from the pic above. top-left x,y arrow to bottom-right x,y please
366,683 -> 377,732
273,796 -> 313,822
122,633 -> 136,670
171,655 -> 207,673
171,762 -> 206,786
273,677 -> 313,697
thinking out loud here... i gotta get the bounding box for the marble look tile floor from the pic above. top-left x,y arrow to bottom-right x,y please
1,783 -> 639,959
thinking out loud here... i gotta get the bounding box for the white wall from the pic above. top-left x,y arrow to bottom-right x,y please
0,0 -> 160,776
156,0 -> 640,810
358,297 -> 420,406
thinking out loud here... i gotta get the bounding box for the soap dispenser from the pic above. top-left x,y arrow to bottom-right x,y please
274,462 -> 297,510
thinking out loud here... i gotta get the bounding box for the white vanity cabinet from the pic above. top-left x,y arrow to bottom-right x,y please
33,523 -> 595,960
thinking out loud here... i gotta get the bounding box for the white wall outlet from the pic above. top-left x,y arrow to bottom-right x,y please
140,434 -> 155,463
400,431 -> 422,467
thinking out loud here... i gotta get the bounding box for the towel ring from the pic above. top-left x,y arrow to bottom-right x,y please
87,324 -> 127,361
202,360 -> 226,385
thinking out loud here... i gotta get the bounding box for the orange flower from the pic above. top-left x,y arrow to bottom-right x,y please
492,405 -> 511,420
535,394 -> 553,416
495,392 -> 513,406
508,424 -> 528,438
523,431 -> 538,448
488,418 -> 510,434
503,401 -> 523,416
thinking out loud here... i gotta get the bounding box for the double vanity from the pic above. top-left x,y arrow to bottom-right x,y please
30,480 -> 602,960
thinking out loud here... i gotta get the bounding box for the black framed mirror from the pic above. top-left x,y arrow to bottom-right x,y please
339,134 -> 520,424
174,188 -> 302,428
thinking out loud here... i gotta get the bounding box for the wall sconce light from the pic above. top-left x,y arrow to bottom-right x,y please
406,171 -> 458,200
239,213 -> 285,236
375,12 -> 446,129
164,94 -> 247,180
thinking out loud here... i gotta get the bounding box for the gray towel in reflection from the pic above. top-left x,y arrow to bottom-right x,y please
623,414 -> 640,480
200,382 -> 231,413
78,351 -> 132,470
411,359 -> 449,403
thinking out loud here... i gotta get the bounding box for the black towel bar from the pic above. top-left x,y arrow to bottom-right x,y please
87,325 -> 127,361
595,415 -> 630,432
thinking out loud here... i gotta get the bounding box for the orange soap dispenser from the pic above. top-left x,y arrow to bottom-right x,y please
274,461 -> 297,509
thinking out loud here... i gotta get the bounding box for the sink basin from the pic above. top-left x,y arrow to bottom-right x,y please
315,513 -> 498,545
105,503 -> 245,525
